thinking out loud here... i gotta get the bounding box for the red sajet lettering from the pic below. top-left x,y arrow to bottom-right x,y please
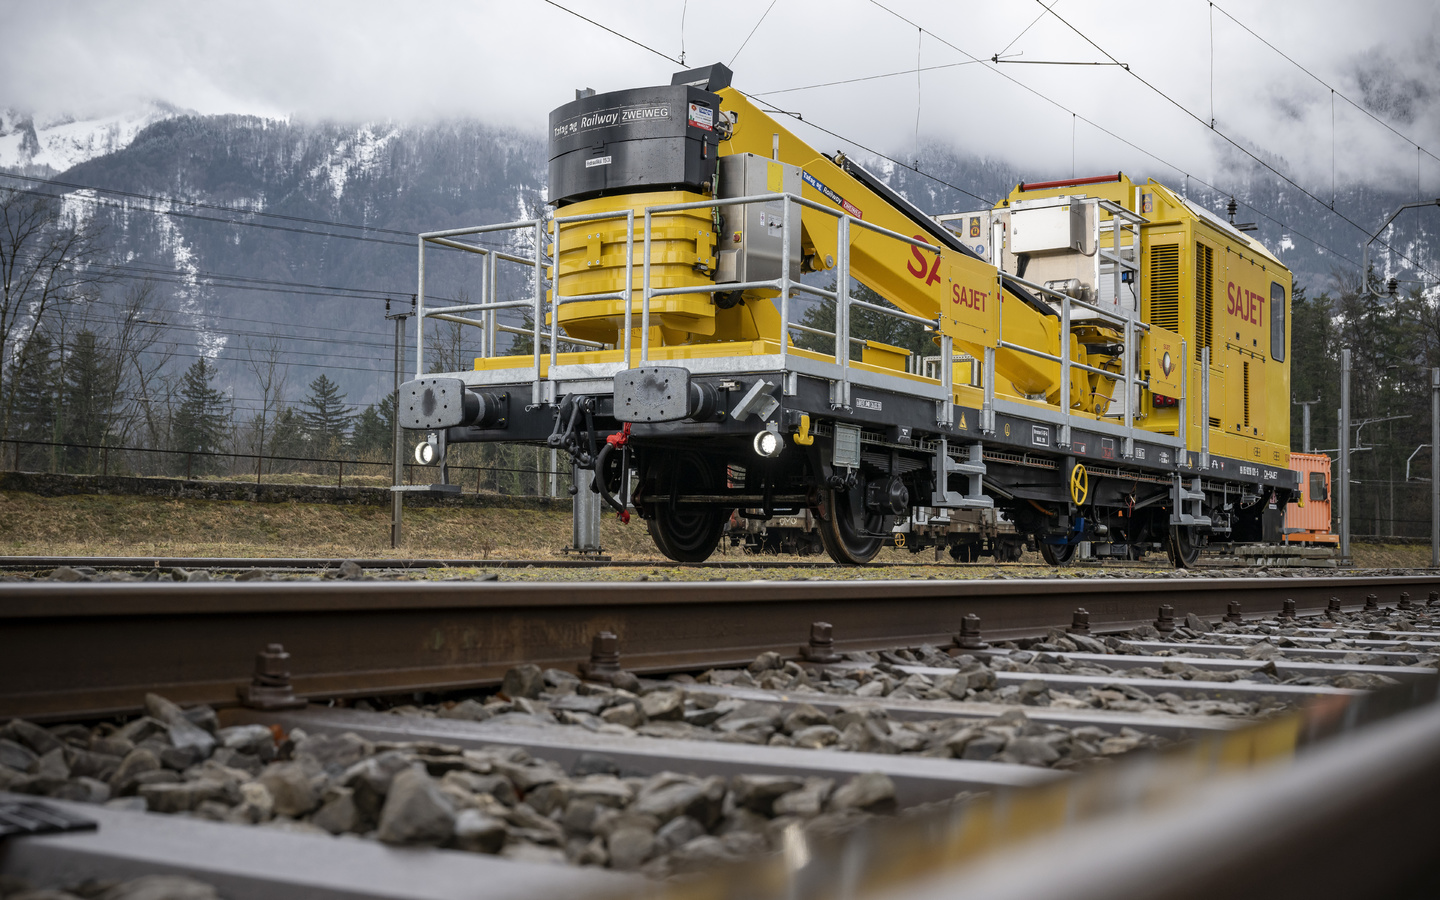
1226,281 -> 1265,325
907,238 -> 942,286
952,284 -> 987,311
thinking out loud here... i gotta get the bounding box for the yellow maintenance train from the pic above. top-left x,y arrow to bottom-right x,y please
399,63 -> 1308,567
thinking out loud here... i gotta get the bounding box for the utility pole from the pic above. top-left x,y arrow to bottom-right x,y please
1294,398 -> 1321,453
1339,349 -> 1351,562
386,298 -> 415,549
1362,199 -> 1440,299
1432,369 -> 1439,567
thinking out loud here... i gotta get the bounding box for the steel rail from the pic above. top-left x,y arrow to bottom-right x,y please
0,792 -> 633,900
2,575 -> 1437,722
0,554 -> 1268,572
0,555 -> 888,572
873,686 -> 1440,900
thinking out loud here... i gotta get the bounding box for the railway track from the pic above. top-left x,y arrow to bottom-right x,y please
0,553 -> 1299,576
2,573 -> 1439,898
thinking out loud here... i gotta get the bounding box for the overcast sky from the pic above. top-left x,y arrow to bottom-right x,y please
4,0 -> 1438,194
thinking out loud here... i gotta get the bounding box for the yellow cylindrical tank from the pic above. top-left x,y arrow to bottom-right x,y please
550,191 -> 718,346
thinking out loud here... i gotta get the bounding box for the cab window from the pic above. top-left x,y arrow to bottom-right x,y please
1270,282 -> 1286,361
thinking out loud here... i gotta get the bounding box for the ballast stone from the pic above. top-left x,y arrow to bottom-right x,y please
377,766 -> 456,845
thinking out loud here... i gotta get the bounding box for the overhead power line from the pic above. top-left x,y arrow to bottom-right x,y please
730,0 -> 779,67
861,0 -> 1399,273
0,174 -> 523,255
1030,0 -> 1440,282
753,59 -> 985,97
1209,2 -> 1440,170
540,0 -> 995,206
540,0 -> 681,64
0,171 -> 416,237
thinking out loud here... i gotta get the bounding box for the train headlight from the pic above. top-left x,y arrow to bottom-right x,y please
414,440 -> 438,465
753,429 -> 783,458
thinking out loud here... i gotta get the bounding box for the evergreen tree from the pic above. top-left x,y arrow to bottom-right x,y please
171,358 -> 228,474
351,391 -> 396,459
8,332 -> 57,469
299,373 -> 354,455
1287,285 -> 1335,451
267,406 -> 308,463
59,330 -> 116,471
794,280 -> 933,360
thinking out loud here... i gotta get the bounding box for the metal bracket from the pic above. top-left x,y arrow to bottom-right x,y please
930,439 -> 993,509
731,378 -> 780,422
1170,475 -> 1212,526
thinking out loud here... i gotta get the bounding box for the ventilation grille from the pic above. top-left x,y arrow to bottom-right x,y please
1195,242 -> 1214,361
1209,416 -> 1221,428
1243,361 -> 1251,428
1149,244 -> 1180,333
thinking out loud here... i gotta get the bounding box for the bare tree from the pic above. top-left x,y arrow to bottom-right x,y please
0,188 -> 108,439
105,280 -> 175,448
244,333 -> 289,481
426,289 -> 473,373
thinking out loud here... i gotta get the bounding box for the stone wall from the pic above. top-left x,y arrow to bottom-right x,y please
0,471 -> 571,511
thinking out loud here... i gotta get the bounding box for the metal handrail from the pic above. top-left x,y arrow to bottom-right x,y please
414,188 -> 1177,452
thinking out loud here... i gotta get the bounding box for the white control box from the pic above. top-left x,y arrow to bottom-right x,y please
1010,201 -> 1085,254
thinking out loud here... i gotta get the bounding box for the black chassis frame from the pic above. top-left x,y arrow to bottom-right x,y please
440,368 -> 1300,551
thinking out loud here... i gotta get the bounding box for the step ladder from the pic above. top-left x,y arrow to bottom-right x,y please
1170,474 -> 1211,527
931,439 -> 993,510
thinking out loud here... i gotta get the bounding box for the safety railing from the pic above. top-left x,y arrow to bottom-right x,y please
419,191 -> 956,424
637,191 -> 950,422
986,264 -> 1160,457
415,190 -> 1183,451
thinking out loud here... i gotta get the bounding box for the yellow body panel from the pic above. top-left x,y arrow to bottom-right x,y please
539,91 -> 1292,467
1126,182 -> 1291,468
550,191 -> 719,345
861,340 -> 911,371
1000,177 -> 1291,465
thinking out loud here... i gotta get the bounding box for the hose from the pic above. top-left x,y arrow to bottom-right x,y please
591,442 -> 629,522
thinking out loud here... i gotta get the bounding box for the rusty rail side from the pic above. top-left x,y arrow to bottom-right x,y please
2,575 -> 1436,721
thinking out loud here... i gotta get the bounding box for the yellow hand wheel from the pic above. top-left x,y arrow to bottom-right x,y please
1069,463 -> 1089,506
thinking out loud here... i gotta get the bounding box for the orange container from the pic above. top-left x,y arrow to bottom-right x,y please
1284,452 -> 1337,544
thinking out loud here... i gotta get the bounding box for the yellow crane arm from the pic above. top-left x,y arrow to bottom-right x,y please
716,88 -> 1082,404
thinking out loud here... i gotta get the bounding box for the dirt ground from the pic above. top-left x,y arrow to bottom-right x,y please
0,489 -> 1429,578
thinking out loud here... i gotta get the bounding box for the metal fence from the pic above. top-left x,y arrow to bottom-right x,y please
0,438 -> 563,498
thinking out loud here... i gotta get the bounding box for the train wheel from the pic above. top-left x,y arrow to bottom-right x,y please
648,507 -> 727,562
644,452 -> 728,563
949,541 -> 979,563
1039,540 -> 1077,566
817,486 -> 885,565
1165,525 -> 1202,568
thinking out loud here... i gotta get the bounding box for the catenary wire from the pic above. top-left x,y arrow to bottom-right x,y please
863,0 -> 1372,270
1209,1 -> 1440,170
1030,0 -> 1440,282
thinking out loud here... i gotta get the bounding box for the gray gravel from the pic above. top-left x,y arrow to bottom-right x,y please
0,693 -> 958,879
392,662 -> 1169,770
388,605 -> 1440,771
0,874 -> 223,900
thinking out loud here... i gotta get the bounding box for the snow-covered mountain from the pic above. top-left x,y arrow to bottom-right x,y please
1,104 -> 1434,412
0,103 -> 193,174
1,111 -> 547,408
